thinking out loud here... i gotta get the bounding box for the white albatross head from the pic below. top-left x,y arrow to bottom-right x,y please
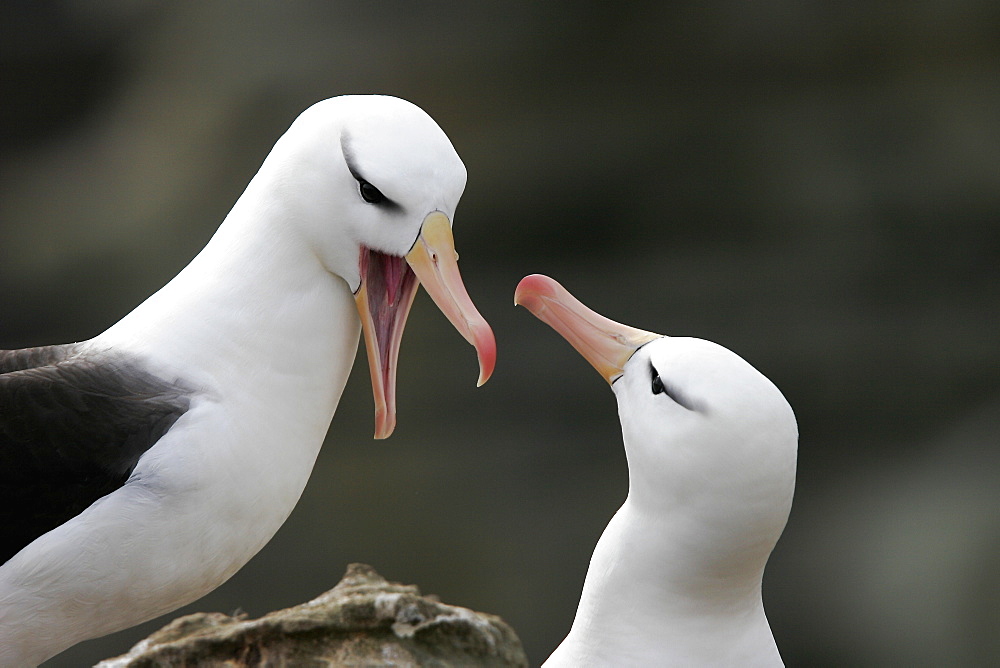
251,95 -> 495,438
516,273 -> 798,661
612,334 -> 798,568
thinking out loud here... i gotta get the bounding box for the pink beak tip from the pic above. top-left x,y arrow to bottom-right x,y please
476,337 -> 497,387
513,274 -> 561,314
372,405 -> 395,440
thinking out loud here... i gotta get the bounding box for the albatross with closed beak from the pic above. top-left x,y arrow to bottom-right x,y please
515,274 -> 796,667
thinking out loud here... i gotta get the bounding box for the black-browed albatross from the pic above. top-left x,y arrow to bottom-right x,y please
515,274 -> 797,667
0,95 -> 496,666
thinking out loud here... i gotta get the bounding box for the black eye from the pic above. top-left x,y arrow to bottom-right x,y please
359,180 -> 385,204
648,363 -> 701,412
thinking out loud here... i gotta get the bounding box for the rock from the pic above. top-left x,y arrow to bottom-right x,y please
96,563 -> 528,667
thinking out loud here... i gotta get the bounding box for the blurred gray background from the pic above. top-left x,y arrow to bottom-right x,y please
2,2 -> 998,666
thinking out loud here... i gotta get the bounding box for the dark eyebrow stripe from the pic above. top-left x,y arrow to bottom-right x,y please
649,361 -> 699,412
339,130 -> 402,211
340,131 -> 363,181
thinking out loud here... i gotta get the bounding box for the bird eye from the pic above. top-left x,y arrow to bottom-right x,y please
358,180 -> 385,204
649,363 -> 701,411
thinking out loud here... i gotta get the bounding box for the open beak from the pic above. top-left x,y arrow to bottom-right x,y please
355,212 -> 496,439
514,274 -> 660,384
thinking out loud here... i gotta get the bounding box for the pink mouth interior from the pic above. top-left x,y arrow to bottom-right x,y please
360,248 -> 419,386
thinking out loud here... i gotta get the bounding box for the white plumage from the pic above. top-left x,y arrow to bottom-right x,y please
0,95 -> 494,666
516,274 -> 796,667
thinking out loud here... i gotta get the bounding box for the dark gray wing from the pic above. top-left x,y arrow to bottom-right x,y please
0,345 -> 191,565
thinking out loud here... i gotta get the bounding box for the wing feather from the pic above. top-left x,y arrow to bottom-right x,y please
0,345 -> 191,564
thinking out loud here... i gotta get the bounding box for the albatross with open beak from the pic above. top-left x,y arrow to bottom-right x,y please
0,95 -> 495,666
515,274 -> 796,667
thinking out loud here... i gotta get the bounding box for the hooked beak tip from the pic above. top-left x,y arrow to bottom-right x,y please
407,212 -> 497,389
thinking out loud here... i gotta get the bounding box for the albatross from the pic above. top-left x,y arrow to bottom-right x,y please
0,94 -> 496,666
515,274 -> 797,667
